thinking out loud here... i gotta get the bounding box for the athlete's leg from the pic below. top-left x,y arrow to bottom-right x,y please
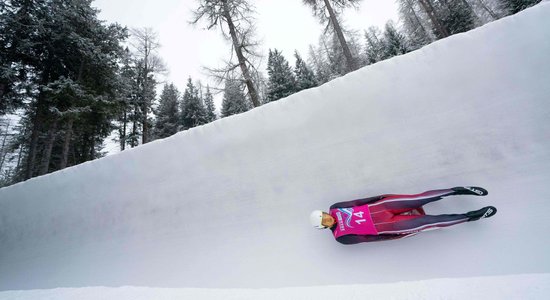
374,213 -> 470,235
368,187 -> 488,214
368,188 -> 456,214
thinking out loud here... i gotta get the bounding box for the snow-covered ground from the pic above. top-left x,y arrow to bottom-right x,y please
0,274 -> 548,300
1,3 -> 550,299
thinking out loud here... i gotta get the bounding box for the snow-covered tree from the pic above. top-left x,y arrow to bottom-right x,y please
499,0 -> 541,14
294,51 -> 318,92
308,45 -> 333,84
415,0 -> 476,39
470,0 -> 502,21
181,78 -> 207,129
364,27 -> 385,64
382,21 -> 411,59
154,83 -> 180,139
309,29 -> 362,82
1,0 -> 127,180
416,0 -> 450,38
266,49 -> 297,102
363,23 -> 410,65
203,85 -> 217,122
221,79 -> 250,117
398,0 -> 504,49
397,0 -> 435,49
437,0 -> 476,35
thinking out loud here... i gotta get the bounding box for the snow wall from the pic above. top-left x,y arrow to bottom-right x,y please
1,3 -> 550,291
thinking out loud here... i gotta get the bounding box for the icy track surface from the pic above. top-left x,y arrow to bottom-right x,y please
1,3 -> 550,293
1,274 -> 549,300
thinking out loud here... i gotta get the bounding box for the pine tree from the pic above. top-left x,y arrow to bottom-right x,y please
382,21 -> 411,59
325,31 -> 351,75
294,51 -> 318,92
499,0 -> 541,14
470,0 -> 501,21
437,0 -> 476,35
203,86 -> 217,122
308,44 -> 333,84
1,0 -> 127,180
417,0 -> 450,38
154,83 -> 180,139
313,30 -> 362,79
364,27 -> 385,64
181,78 -> 207,129
266,49 -> 297,102
128,59 -> 157,146
0,4 -> 18,114
398,0 -> 502,49
397,0 -> 435,49
221,79 -> 250,117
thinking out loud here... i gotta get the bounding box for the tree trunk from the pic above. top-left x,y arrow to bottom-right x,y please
141,75 -> 149,145
323,0 -> 357,73
0,121 -> 10,171
132,104 -> 138,148
475,0 -> 498,20
59,118 -> 73,169
0,83 -> 6,102
141,70 -> 149,145
142,104 -> 148,144
25,99 -> 45,179
418,0 -> 450,38
90,128 -> 96,159
86,127 -> 96,161
120,110 -> 127,151
321,38 -> 336,69
25,61 -> 52,180
71,142 -> 77,165
16,137 -> 24,175
137,33 -> 151,146
39,118 -> 58,175
405,0 -> 433,42
221,0 -> 261,108
460,0 -> 480,21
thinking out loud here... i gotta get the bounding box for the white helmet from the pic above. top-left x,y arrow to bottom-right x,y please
310,210 -> 326,229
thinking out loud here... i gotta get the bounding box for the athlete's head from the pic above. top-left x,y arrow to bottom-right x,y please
310,210 -> 335,229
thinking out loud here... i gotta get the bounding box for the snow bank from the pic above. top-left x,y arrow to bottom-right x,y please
1,273 -> 549,300
1,2 -> 550,291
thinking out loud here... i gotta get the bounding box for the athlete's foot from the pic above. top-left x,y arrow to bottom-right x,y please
452,186 -> 488,196
466,206 -> 497,221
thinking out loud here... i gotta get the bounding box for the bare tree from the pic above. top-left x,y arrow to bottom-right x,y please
191,0 -> 262,107
129,27 -> 166,144
303,0 -> 362,73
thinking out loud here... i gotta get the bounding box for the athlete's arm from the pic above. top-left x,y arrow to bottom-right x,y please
329,195 -> 385,209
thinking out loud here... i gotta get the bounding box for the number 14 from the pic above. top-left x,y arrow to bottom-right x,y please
354,212 -> 366,224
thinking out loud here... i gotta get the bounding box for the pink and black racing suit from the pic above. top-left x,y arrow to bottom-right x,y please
329,188 -> 470,244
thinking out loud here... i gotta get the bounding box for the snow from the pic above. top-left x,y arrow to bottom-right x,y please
1,274 -> 549,300
1,2 -> 550,299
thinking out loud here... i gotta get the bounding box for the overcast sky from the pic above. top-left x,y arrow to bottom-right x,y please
92,0 -> 398,97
